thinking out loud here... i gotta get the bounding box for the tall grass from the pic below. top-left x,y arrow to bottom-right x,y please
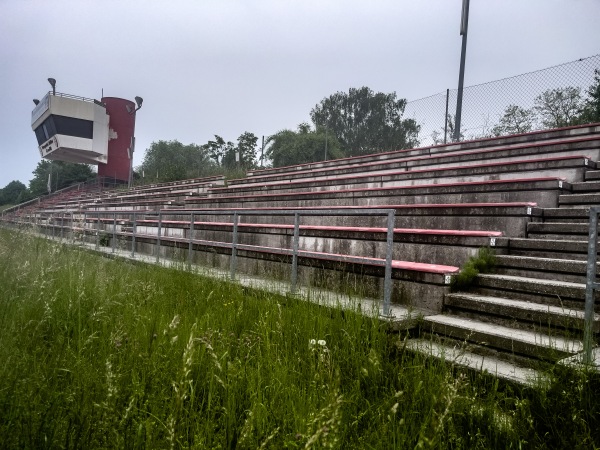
1,228 -> 599,448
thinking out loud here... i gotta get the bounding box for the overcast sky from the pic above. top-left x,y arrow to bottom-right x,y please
1,0 -> 599,188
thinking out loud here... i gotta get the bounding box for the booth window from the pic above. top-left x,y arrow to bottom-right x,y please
34,115 -> 93,145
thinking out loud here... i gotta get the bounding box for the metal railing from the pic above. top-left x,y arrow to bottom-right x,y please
584,206 -> 600,365
13,208 -> 398,315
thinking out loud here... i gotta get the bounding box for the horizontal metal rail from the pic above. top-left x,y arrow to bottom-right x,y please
3,208 -> 398,315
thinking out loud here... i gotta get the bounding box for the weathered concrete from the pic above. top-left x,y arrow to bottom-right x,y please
405,339 -> 545,385
445,293 -> 599,331
233,137 -> 600,188
423,314 -> 583,360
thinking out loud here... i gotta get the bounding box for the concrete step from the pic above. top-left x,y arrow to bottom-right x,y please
559,193 -> 600,206
542,207 -> 590,223
498,237 -> 588,260
406,339 -> 545,385
494,254 -> 592,284
528,222 -> 589,235
584,169 -> 600,181
527,222 -> 591,240
571,180 -> 600,192
422,314 -> 584,361
473,273 -> 589,306
445,292 -> 599,331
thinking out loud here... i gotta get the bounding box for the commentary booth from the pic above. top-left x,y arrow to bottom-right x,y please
31,79 -> 142,186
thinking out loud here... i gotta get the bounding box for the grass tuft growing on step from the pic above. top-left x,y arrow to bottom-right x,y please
1,228 -> 600,448
451,247 -> 497,292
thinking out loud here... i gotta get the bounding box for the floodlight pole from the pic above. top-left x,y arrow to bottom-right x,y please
127,97 -> 143,189
454,0 -> 470,142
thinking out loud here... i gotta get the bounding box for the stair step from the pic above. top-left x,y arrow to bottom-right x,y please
423,314 -> 583,360
572,181 -> 600,192
499,238 -> 588,260
559,193 -> 600,205
527,222 -> 589,235
445,292 -> 599,331
406,339 -> 544,385
584,170 -> 600,181
494,255 -> 592,283
542,207 -> 591,222
475,273 -> 587,302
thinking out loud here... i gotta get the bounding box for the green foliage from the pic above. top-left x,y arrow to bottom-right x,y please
202,132 -> 259,170
580,69 -> 600,124
221,131 -> 259,170
139,140 -> 217,183
29,160 -> 95,197
266,123 -> 344,167
0,180 -> 29,206
1,230 -> 600,448
492,105 -> 535,137
450,247 -> 497,291
310,86 -> 420,156
534,86 -> 584,129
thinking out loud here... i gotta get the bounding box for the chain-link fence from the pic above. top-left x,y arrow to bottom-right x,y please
404,54 -> 600,146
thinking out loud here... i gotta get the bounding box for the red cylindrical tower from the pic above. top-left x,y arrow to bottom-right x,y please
98,97 -> 136,183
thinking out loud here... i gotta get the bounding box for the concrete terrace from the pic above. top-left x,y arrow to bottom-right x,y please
3,122 -> 600,384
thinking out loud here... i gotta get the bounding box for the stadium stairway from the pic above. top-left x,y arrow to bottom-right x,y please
408,170 -> 600,384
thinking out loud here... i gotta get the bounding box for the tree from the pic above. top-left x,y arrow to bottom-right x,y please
203,132 -> 259,170
534,87 -> 583,128
431,114 -> 465,145
139,140 -> 216,182
310,87 -> 420,157
580,69 -> 600,124
221,132 -> 259,170
29,160 -> 95,197
492,105 -> 536,137
0,180 -> 29,206
266,123 -> 344,168
204,135 -> 233,167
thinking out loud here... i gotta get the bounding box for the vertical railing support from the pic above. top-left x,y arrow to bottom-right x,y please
155,212 -> 162,264
291,212 -> 300,294
61,213 -> 64,241
230,212 -> 239,280
188,213 -> 194,268
112,213 -> 117,253
131,213 -> 137,258
96,211 -> 100,250
95,213 -> 100,249
444,88 -> 450,144
382,210 -> 396,316
583,207 -> 600,365
83,212 -> 87,245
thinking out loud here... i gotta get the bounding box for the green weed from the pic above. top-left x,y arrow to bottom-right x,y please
0,229 -> 599,448
450,247 -> 497,292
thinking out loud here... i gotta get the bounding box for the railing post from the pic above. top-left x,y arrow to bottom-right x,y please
83,212 -> 87,245
61,213 -> 64,240
112,213 -> 117,253
95,213 -> 100,249
383,210 -> 395,316
188,212 -> 194,268
52,214 -> 55,240
230,212 -> 239,280
444,88 -> 450,144
584,207 -> 599,365
131,213 -> 137,258
291,212 -> 300,294
155,212 -> 162,264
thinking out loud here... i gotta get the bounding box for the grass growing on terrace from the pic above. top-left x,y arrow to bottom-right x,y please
0,228 -> 599,448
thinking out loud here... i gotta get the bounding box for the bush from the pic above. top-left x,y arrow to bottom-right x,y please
450,247 -> 496,291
